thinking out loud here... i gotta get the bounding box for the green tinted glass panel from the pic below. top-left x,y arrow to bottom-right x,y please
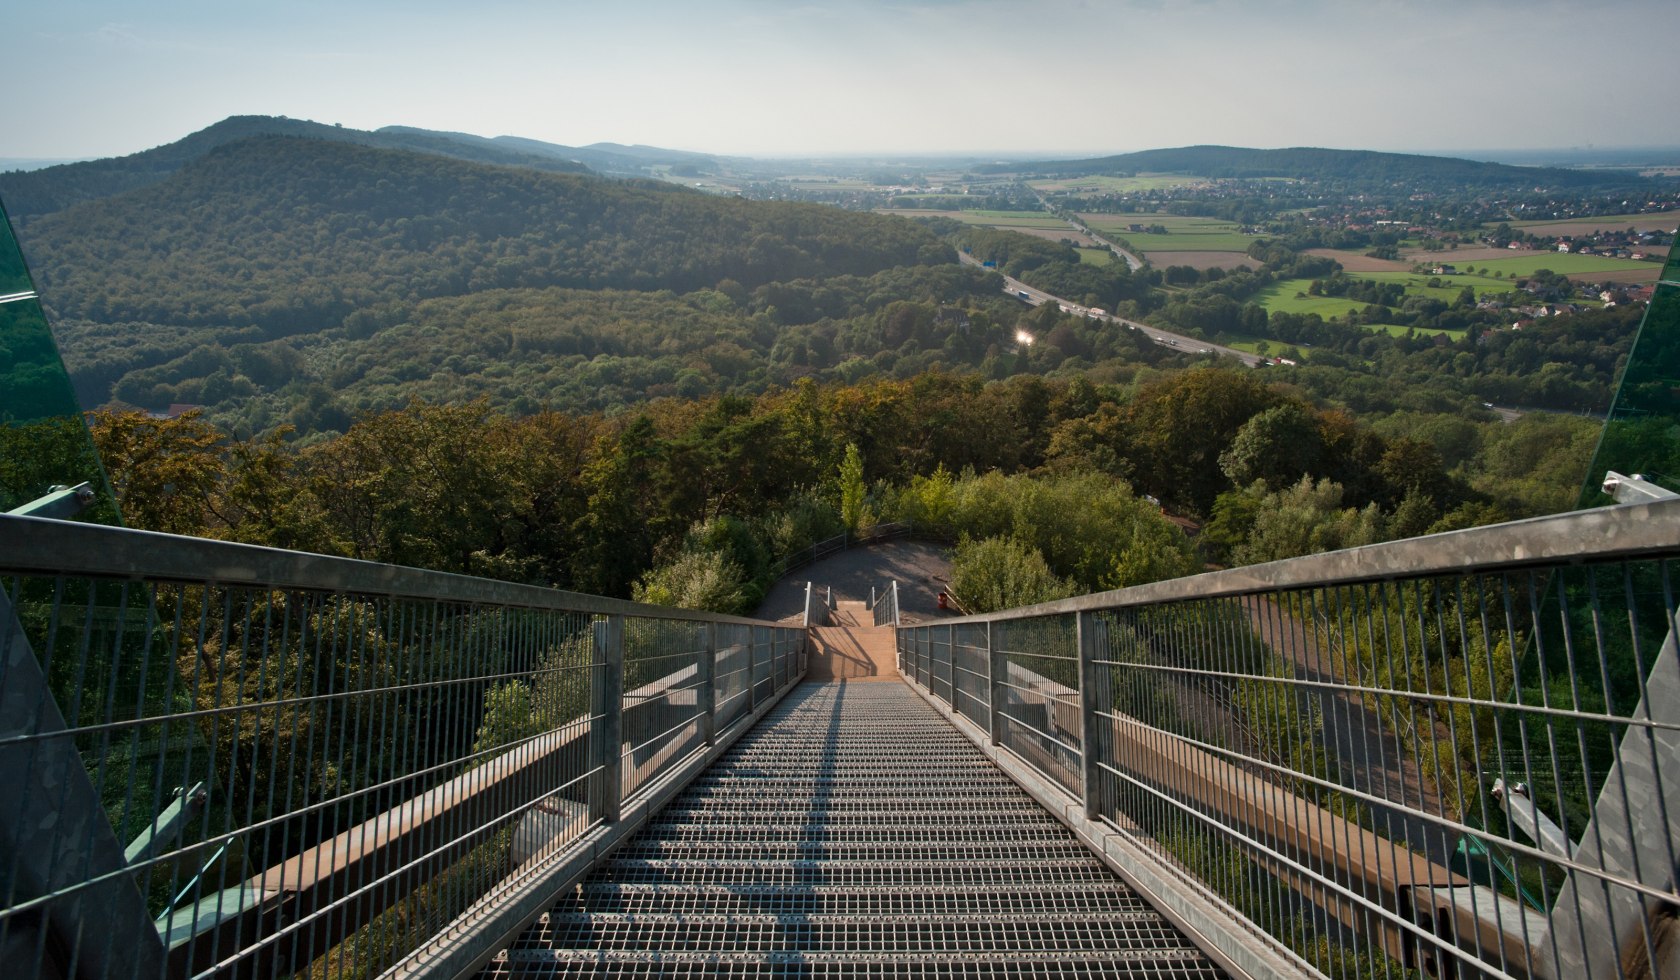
1580,239 -> 1680,506
0,197 -> 118,521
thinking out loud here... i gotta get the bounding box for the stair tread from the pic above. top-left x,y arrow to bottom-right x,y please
480,682 -> 1224,978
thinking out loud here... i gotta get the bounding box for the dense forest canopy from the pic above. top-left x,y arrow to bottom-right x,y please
35,369 -> 1594,619
0,115 -> 594,219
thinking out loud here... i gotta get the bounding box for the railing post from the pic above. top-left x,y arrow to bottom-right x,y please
986,622 -> 1003,746
942,623 -> 955,707
749,628 -> 763,709
591,616 -> 624,824
697,623 -> 715,747
1076,611 -> 1108,822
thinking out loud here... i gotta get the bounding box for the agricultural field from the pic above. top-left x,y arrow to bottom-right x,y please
1305,249 -> 1411,273
777,176 -> 888,191
885,208 -> 1067,231
1451,252 -> 1660,280
1028,174 -> 1207,194
1152,250 -> 1258,271
1499,209 -> 1680,237
1079,212 -> 1261,254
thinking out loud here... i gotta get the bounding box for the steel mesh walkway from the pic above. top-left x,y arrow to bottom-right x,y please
482,681 -> 1226,978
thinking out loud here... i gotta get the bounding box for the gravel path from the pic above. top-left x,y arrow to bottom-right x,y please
753,540 -> 958,624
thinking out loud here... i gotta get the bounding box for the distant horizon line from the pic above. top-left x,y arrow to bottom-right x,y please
7,138 -> 1680,173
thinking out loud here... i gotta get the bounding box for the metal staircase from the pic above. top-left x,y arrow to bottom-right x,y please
482,681 -> 1226,978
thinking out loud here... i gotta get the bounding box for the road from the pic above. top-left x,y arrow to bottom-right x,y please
1034,193 -> 1143,271
957,251 -> 1263,367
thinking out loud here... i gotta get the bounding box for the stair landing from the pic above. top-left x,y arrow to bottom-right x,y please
809,602 -> 897,681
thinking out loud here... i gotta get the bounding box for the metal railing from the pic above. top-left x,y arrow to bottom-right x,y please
769,521 -> 913,579
0,514 -> 806,980
870,580 -> 899,628
897,498 -> 1680,980
801,581 -> 829,628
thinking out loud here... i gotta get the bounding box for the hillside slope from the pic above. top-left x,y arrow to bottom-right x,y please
1012,144 -> 1643,189
0,115 -> 593,218
22,135 -> 949,333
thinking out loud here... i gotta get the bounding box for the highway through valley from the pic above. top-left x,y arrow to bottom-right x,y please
956,250 -> 1263,367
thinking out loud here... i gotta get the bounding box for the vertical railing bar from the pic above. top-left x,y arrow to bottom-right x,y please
1640,560 -> 1680,919
1324,581 -> 1378,972
1254,592 -> 1288,953
369,593 -> 408,974
63,580 -> 102,979
1589,564 -> 1659,976
1450,574 -> 1501,974
1308,585 -> 1348,971
235,588 -> 273,968
1555,571 -> 1622,980
698,623 -> 715,747
1078,610 -> 1107,823
592,616 -> 624,825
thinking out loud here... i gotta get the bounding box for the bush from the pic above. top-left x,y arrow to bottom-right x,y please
948,535 -> 1077,613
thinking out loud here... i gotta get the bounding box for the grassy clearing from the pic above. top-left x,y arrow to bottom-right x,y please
1356,271 -> 1523,302
1254,278 -> 1483,335
1368,323 -> 1466,339
1253,280 -> 1378,318
1077,248 -> 1115,266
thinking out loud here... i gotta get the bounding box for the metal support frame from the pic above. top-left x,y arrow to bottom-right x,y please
5,482 -> 94,520
591,617 -> 624,825
1603,470 -> 1679,504
0,591 -> 167,980
122,781 -> 207,868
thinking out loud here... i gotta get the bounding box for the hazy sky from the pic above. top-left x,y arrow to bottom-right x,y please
9,0 -> 1680,161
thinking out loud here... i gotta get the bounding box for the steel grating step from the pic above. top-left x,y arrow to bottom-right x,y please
640,822 -> 1072,842
611,841 -> 1099,862
574,883 -> 1162,917
512,915 -> 1204,954
490,951 -> 1224,979
480,681 -> 1226,979
594,859 -> 1123,889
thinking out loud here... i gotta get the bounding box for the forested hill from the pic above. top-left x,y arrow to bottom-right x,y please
0,115 -> 593,219
381,127 -> 721,176
22,135 -> 950,332
1011,145 -> 1638,189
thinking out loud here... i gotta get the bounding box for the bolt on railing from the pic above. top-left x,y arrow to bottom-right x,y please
897,499 -> 1680,980
0,514 -> 806,980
